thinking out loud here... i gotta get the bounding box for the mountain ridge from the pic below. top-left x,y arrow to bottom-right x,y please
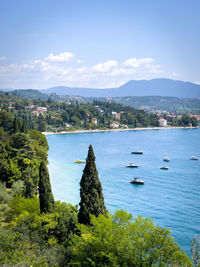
1,78 -> 200,98
40,78 -> 200,98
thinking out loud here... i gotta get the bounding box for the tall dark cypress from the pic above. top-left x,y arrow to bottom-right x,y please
21,119 -> 28,133
13,117 -> 19,133
78,145 -> 107,225
39,161 -> 55,213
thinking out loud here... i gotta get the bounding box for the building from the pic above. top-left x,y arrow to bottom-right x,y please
32,106 -> 47,116
25,105 -> 35,109
32,110 -> 40,116
110,121 -> 120,128
92,118 -> 98,124
36,107 -> 47,113
112,111 -> 121,120
193,115 -> 200,121
159,118 -> 167,127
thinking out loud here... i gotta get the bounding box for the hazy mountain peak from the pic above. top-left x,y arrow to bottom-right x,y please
40,78 -> 200,98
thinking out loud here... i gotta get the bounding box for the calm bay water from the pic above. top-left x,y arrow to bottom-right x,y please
47,128 -> 200,255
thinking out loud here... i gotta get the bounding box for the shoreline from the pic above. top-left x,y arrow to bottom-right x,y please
43,126 -> 199,135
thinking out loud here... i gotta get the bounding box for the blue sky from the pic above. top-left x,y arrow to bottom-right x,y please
0,0 -> 199,89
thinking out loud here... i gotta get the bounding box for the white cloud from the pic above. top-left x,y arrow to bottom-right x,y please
194,81 -> 200,85
0,56 -> 6,61
0,52 -> 165,89
92,60 -> 118,72
108,67 -> 136,76
76,59 -> 84,64
45,52 -> 75,62
146,64 -> 163,74
123,57 -> 154,68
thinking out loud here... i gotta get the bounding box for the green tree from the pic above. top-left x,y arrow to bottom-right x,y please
13,117 -> 19,133
191,234 -> 200,266
22,167 -> 38,198
61,111 -> 69,122
78,145 -> 107,225
190,117 -> 198,127
11,133 -> 35,160
39,161 -> 55,213
21,119 -> 28,133
37,114 -> 46,132
71,210 -> 192,266
178,113 -> 190,126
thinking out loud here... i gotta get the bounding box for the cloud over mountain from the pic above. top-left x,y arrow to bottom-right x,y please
0,51 -> 171,89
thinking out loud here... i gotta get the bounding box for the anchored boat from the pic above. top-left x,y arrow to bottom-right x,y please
163,157 -> 170,162
160,166 -> 169,170
131,151 -> 143,154
190,156 -> 199,160
126,163 -> 139,168
74,160 -> 86,163
130,178 -> 144,184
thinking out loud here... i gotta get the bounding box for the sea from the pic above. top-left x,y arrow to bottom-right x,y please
47,128 -> 200,255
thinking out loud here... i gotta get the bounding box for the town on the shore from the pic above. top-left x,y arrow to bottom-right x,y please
0,90 -> 199,134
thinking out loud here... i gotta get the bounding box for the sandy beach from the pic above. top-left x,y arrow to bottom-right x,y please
42,126 -> 198,135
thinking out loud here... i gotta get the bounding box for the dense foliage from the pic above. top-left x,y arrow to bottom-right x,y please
0,180 -> 193,266
0,123 -> 48,196
78,145 -> 107,225
72,211 -> 192,266
39,161 -> 55,213
0,99 -> 196,266
110,96 -> 200,114
0,91 -> 160,132
8,89 -> 200,114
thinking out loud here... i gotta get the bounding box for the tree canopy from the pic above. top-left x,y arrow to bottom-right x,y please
72,210 -> 192,266
78,145 -> 107,225
39,161 -> 55,213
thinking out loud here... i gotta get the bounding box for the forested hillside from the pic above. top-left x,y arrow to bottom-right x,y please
0,110 -> 193,265
0,91 -> 160,132
5,88 -> 200,114
108,96 -> 200,114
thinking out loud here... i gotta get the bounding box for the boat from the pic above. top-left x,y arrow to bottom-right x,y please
190,156 -> 199,160
160,166 -> 169,170
126,163 -> 139,168
163,157 -> 170,162
130,178 -> 144,184
74,160 -> 86,163
131,151 -> 143,154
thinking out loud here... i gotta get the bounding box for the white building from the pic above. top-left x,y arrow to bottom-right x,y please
36,107 -> 47,112
92,118 -> 98,125
159,118 -> 167,127
112,111 -> 120,120
110,121 -> 120,128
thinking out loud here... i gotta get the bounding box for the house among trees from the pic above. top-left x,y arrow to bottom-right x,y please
92,117 -> 98,124
36,107 -> 47,113
32,107 -> 48,116
159,118 -> 167,127
25,105 -> 35,109
110,121 -> 120,128
112,111 -> 121,120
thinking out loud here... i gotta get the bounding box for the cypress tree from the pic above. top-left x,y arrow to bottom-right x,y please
39,161 -> 55,213
21,119 -> 28,133
78,145 -> 107,225
13,117 -> 19,133
38,114 -> 47,132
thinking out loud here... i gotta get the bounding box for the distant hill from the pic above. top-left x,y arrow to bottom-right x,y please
40,78 -> 200,98
13,89 -> 49,100
108,96 -> 200,113
1,88 -> 199,113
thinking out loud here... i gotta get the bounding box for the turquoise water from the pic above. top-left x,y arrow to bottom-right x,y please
47,128 -> 200,255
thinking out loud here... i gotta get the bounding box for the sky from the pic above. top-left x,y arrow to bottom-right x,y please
0,0 -> 200,89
